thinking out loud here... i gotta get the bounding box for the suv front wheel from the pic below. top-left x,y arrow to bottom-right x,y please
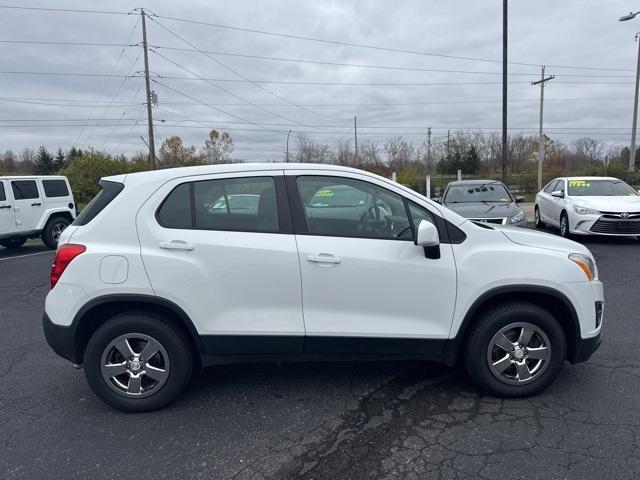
463,301 -> 566,397
84,312 -> 194,412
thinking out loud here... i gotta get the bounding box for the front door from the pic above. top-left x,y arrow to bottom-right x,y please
0,181 -> 15,234
137,172 -> 305,355
10,179 -> 43,231
287,172 -> 458,354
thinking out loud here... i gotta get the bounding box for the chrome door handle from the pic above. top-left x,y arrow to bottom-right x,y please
306,253 -> 342,264
159,240 -> 195,251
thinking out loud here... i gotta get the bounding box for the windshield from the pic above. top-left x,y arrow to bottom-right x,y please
567,179 -> 638,197
444,183 -> 512,203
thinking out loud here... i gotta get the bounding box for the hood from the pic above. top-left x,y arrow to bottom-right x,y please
498,226 -> 592,256
569,195 -> 640,212
443,201 -> 521,218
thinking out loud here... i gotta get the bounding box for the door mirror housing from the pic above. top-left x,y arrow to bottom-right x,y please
551,190 -> 564,198
415,220 -> 440,246
515,195 -> 525,203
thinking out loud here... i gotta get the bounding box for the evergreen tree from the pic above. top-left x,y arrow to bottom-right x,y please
35,146 -> 54,174
53,148 -> 66,171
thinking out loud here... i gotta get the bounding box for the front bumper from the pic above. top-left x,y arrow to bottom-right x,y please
570,212 -> 640,236
42,312 -> 81,364
569,331 -> 602,363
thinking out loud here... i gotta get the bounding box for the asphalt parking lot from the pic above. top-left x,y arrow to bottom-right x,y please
1,230 -> 639,480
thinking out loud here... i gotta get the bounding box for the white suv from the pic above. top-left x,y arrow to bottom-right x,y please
0,175 -> 76,249
43,164 -> 604,412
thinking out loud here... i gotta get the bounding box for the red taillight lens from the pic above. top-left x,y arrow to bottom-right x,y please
50,244 -> 86,288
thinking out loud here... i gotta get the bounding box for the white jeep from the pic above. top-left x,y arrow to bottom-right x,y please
0,175 -> 76,249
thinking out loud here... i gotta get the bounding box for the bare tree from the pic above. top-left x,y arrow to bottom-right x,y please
202,129 -> 234,164
159,136 -> 202,166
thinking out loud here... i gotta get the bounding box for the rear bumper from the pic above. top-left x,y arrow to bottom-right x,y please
569,331 -> 602,364
42,312 -> 81,364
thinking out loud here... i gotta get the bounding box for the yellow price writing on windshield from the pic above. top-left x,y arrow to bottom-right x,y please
568,180 -> 590,188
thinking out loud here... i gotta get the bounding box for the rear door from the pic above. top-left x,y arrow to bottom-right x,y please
137,171 -> 305,355
538,179 -> 559,225
0,181 -> 15,234
10,179 -> 43,231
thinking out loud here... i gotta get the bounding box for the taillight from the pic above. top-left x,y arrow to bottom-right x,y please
50,244 -> 86,288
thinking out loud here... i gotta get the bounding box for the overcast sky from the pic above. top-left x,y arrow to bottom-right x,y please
1,0 -> 639,161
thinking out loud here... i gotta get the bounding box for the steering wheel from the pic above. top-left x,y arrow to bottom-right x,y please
358,206 -> 386,235
394,225 -> 413,239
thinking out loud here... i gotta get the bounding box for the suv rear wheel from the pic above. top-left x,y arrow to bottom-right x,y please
0,237 -> 27,249
84,312 -> 194,412
463,301 -> 566,397
42,216 -> 70,249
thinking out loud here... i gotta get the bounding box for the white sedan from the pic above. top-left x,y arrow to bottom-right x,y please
535,176 -> 640,237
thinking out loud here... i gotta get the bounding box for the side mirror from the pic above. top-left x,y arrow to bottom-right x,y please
515,195 -> 525,203
551,190 -> 564,198
415,220 -> 440,246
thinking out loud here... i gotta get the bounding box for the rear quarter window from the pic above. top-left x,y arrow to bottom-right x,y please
73,180 -> 124,226
42,179 -> 70,198
0,183 -> 5,202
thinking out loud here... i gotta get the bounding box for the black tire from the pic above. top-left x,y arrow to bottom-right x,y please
41,216 -> 70,249
559,211 -> 571,238
84,311 -> 194,412
0,237 -> 27,249
463,301 -> 566,397
534,206 -> 545,229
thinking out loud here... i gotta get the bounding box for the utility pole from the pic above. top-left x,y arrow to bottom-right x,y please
140,8 -> 157,169
501,0 -> 508,182
447,130 -> 450,157
531,66 -> 554,191
426,127 -> 432,172
354,116 -> 358,164
629,33 -> 640,171
286,129 -> 292,163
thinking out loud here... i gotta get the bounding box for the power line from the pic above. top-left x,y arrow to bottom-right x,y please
0,39 -> 132,47
0,4 -> 130,15
75,16 -> 140,146
85,49 -> 143,145
148,16 -> 343,122
152,79 -> 284,135
150,49 -> 324,129
154,45 -> 636,77
154,13 -> 634,72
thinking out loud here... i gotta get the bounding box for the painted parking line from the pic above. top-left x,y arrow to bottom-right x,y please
0,250 -> 53,262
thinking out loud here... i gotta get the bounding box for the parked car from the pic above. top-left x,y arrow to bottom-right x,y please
43,164 -> 603,412
440,179 -> 527,226
535,176 -> 640,237
0,175 -> 76,249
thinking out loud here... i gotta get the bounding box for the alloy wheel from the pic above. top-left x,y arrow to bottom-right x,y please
100,333 -> 170,398
486,322 -> 551,385
51,222 -> 67,241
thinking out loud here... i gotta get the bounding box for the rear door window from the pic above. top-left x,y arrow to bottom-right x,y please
11,180 -> 39,200
157,176 -> 281,233
42,179 -> 70,198
0,183 -> 5,202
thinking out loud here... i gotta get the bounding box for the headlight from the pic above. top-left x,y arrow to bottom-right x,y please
573,205 -> 600,215
509,211 -> 526,223
568,253 -> 597,281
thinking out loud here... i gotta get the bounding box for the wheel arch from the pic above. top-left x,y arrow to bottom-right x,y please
72,294 -> 204,367
37,209 -> 75,230
444,285 -> 580,365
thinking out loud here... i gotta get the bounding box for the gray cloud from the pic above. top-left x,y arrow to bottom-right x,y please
0,0 -> 638,160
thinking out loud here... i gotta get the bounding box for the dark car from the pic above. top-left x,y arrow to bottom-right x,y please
440,179 -> 527,226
